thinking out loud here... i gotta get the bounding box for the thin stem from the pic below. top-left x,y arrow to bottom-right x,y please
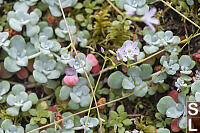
57,0 -> 102,128
160,0 -> 200,29
84,59 -> 107,133
106,0 -> 123,16
28,52 -> 41,59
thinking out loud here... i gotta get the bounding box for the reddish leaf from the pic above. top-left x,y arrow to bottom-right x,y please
168,90 -> 178,103
48,106 -> 57,112
171,118 -> 181,132
86,54 -> 98,67
91,63 -> 100,74
16,67 -> 29,79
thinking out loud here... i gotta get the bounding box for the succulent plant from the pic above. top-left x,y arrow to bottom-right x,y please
115,0 -> 148,16
33,54 -> 63,83
0,81 -> 10,103
0,32 -> 10,47
69,53 -> 92,74
179,55 -> 195,75
79,116 -> 99,132
0,119 -> 24,133
68,85 -> 91,109
55,18 -> 76,40
7,3 -> 41,34
4,35 -> 30,72
55,47 -> 74,65
143,31 -> 180,54
41,0 -> 78,17
6,84 -> 38,116
55,18 -> 90,47
160,55 -> 179,75
157,93 -> 187,129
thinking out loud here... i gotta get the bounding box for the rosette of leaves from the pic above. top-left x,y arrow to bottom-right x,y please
33,54 -> 62,83
178,55 -> 195,75
143,31 -> 180,54
157,93 -> 187,129
55,18 -> 90,47
69,53 -> 92,74
160,55 -> 179,75
37,35 -> 61,57
78,116 -> 99,132
122,64 -> 152,97
7,3 -> 41,36
4,35 -> 30,72
107,105 -> 132,133
0,119 -> 24,133
115,0 -> 148,15
29,101 -> 52,125
0,81 -> 10,103
190,80 -> 200,101
6,84 -> 38,116
0,32 -> 10,47
57,112 -> 77,132
55,47 -> 74,65
68,85 -> 91,110
41,0 -> 78,17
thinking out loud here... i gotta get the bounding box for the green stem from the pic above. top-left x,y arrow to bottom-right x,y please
160,0 -> 200,29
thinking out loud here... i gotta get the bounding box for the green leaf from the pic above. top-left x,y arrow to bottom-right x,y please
40,118 -> 47,124
4,57 -> 21,72
33,70 -> 48,83
6,106 -> 19,116
108,71 -> 125,89
21,101 -> 32,112
157,128 -> 170,133
191,80 -> 200,94
118,127 -> 125,133
0,81 -> 10,96
109,111 -> 118,120
157,96 -> 177,115
122,119 -> 132,126
117,105 -> 125,114
59,86 -> 71,100
28,93 -> 38,104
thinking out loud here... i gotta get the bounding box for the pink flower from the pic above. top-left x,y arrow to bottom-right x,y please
63,67 -> 79,86
64,74 -> 79,86
86,54 -> 98,67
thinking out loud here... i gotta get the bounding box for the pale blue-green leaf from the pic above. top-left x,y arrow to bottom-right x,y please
195,92 -> 200,102
4,57 -> 21,72
1,119 -> 13,130
59,86 -> 71,100
80,94 -> 91,107
28,93 -> 38,104
0,81 -> 10,96
157,96 -> 177,114
68,100 -> 80,110
21,101 -> 32,112
33,70 -> 48,83
122,77 -> 135,89
70,92 -> 80,103
191,80 -> 200,94
6,106 -> 19,116
157,128 -> 170,133
55,28 -> 66,38
12,84 -> 25,95
166,106 -> 183,118
108,71 -> 124,89
9,18 -> 22,32
143,45 -> 159,54
49,5 -> 61,17
179,55 -> 192,67
47,70 -> 60,79
26,24 -> 40,37
7,94 -> 16,106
